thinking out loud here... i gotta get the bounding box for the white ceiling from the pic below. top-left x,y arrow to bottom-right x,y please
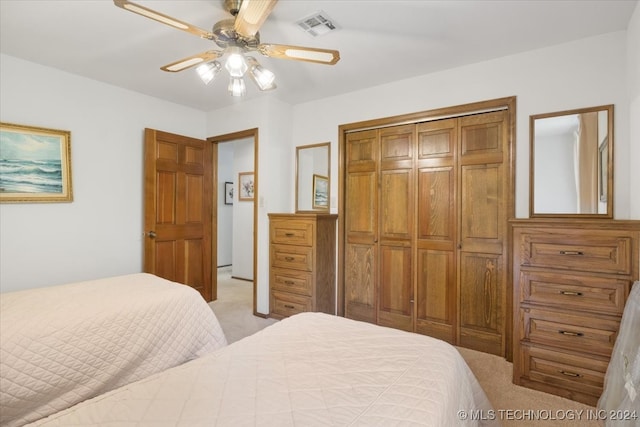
1,0 -> 637,112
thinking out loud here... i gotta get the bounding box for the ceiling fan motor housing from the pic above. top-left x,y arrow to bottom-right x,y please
212,18 -> 260,49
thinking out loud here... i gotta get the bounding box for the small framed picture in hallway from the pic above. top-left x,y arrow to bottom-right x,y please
224,181 -> 233,205
238,172 -> 254,201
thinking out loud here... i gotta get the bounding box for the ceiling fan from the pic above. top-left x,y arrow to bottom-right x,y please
113,0 -> 340,96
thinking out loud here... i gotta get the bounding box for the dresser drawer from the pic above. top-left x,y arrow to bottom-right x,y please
520,343 -> 607,399
271,220 -> 314,246
271,291 -> 311,318
518,271 -> 628,315
271,268 -> 312,297
271,244 -> 313,271
520,233 -> 632,275
520,308 -> 619,357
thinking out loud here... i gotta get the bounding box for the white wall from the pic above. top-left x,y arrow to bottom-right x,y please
217,143 -> 233,267
0,54 -> 207,292
290,30 -> 636,220
231,137 -> 254,280
628,2 -> 640,217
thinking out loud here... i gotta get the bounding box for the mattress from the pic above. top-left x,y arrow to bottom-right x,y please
0,273 -> 227,427
27,312 -> 497,426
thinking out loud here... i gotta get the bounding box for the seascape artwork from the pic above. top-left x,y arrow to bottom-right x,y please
0,123 -> 72,202
0,130 -> 63,193
313,174 -> 328,208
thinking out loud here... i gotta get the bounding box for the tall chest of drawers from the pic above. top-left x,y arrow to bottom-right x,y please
268,213 -> 338,319
511,220 -> 640,406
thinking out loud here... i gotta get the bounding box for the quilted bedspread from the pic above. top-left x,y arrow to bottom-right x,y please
0,273 -> 227,427
27,312 -> 497,426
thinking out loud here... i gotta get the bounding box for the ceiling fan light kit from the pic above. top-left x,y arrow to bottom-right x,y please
113,0 -> 340,98
228,77 -> 247,97
196,61 -> 222,85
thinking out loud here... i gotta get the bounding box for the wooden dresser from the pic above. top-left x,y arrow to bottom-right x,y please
511,219 -> 640,406
268,213 -> 338,319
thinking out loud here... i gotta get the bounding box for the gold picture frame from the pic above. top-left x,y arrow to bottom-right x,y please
312,174 -> 328,209
238,171 -> 254,201
0,122 -> 73,203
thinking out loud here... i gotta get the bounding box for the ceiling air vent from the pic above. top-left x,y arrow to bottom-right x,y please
296,11 -> 339,37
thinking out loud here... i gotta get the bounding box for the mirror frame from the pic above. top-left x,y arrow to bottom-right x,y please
295,142 -> 330,213
529,104 -> 614,219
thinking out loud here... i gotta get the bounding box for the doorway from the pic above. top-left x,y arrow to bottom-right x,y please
209,128 -> 259,315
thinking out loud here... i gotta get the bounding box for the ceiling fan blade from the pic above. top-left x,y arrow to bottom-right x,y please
234,0 -> 278,38
160,50 -> 223,72
114,0 -> 213,40
258,44 -> 340,65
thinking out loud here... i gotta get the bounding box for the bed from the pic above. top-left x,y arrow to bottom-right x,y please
0,273 -> 228,427
598,280 -> 640,426
25,312 -> 498,426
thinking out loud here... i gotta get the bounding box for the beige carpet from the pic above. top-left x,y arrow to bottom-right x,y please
208,269 -> 602,427
208,267 -> 277,344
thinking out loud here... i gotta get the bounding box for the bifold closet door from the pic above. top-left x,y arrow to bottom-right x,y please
457,110 -> 508,356
415,118 -> 458,343
344,130 -> 378,324
377,125 -> 415,332
343,108 -> 509,357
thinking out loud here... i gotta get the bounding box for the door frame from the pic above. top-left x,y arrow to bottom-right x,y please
208,128 -> 260,316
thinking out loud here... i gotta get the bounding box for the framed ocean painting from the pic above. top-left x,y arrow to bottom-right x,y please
0,122 -> 73,203
312,174 -> 328,209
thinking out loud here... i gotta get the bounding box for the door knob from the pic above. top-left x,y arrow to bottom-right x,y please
147,231 -> 157,238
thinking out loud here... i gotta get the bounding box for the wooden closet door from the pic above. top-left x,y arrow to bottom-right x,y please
457,110 -> 508,356
344,130 -> 378,323
377,125 -> 415,332
414,119 -> 457,343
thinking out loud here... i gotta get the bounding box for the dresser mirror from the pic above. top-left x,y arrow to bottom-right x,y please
296,142 -> 330,212
530,105 -> 613,218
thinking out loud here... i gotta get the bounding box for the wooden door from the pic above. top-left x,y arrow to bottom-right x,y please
457,111 -> 509,355
344,129 -> 378,323
415,118 -> 457,343
377,125 -> 415,332
144,128 -> 213,301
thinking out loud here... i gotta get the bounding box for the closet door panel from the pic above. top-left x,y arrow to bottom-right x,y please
345,130 -> 378,323
345,243 -> 377,323
418,167 -> 454,241
346,129 -> 377,171
460,164 -> 503,253
415,248 -> 455,342
415,120 -> 457,343
378,244 -> 413,331
345,172 -> 377,239
380,124 -> 414,168
380,170 -> 413,240
458,110 -> 508,356
459,111 -> 506,162
459,251 -> 504,355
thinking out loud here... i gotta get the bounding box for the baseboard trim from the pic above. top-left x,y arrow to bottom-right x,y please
231,276 -> 253,282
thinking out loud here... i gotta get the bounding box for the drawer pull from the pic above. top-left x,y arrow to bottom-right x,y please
559,370 -> 582,378
560,290 -> 583,296
284,304 -> 296,309
559,330 -> 584,337
284,280 -> 295,285
284,256 -> 295,261
559,250 -> 584,256
285,233 -> 295,237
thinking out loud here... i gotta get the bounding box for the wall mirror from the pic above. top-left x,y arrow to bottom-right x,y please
530,104 -> 613,218
296,142 -> 330,212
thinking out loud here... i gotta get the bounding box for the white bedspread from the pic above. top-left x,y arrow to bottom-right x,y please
0,273 -> 227,427
28,312 -> 497,426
